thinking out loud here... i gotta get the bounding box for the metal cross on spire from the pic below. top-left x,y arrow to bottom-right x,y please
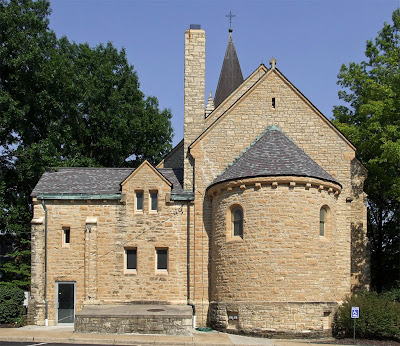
225,10 -> 236,31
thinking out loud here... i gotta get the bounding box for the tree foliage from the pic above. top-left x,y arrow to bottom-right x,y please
333,290 -> 400,340
0,0 -> 173,289
333,9 -> 400,292
0,285 -> 25,324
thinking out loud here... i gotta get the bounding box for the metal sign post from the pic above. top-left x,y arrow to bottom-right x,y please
351,307 -> 359,345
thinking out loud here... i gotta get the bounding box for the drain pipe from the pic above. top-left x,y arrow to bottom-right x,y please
186,200 -> 196,328
41,200 -> 48,326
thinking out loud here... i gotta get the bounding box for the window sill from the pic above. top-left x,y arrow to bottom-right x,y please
155,269 -> 168,275
226,236 -> 244,243
124,269 -> 137,275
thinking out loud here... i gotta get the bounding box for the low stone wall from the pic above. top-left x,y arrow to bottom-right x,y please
74,304 -> 193,336
75,315 -> 192,335
208,301 -> 338,338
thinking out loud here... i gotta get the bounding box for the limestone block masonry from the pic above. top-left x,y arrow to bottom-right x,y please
74,305 -> 193,336
29,164 -> 189,326
29,26 -> 369,337
207,177 -> 343,335
75,315 -> 192,335
184,28 -> 205,190
188,64 -> 368,333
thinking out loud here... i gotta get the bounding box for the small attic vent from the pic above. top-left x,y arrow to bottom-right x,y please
190,24 -> 201,29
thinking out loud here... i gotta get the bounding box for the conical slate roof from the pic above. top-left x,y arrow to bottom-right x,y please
210,127 -> 340,188
214,30 -> 244,108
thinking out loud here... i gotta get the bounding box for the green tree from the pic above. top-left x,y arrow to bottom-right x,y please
0,0 -> 173,289
333,9 -> 400,292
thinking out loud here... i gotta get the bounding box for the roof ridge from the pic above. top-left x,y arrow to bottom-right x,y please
46,167 -> 134,171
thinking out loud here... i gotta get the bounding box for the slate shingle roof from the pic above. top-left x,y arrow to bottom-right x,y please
31,167 -> 184,197
210,127 -> 340,188
214,30 -> 244,108
157,168 -> 184,194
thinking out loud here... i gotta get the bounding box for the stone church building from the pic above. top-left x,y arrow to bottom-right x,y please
29,25 -> 369,336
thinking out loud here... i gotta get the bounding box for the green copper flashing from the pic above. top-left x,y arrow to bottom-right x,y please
171,192 -> 195,201
36,193 -> 122,200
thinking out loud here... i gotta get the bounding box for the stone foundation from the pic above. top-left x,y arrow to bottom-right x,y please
209,301 -> 338,338
74,304 -> 193,336
27,300 -> 45,326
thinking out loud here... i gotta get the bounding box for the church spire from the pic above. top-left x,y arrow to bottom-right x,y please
214,27 -> 244,108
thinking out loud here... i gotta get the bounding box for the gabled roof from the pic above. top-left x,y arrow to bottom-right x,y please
31,168 -> 134,197
214,30 -> 244,108
121,160 -> 171,188
31,167 -> 184,197
190,67 -> 356,152
158,168 -> 184,193
209,126 -> 341,189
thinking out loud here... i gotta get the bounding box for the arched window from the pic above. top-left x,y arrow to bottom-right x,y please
232,207 -> 243,238
320,206 -> 328,236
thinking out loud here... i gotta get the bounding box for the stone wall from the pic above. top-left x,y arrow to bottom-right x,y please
209,301 -> 338,337
209,177 -> 344,304
29,28 -> 368,335
350,158 -> 369,291
188,66 -> 368,331
75,315 -> 192,335
29,163 -> 190,325
183,28 -> 205,190
75,308 -> 192,336
207,176 -> 343,334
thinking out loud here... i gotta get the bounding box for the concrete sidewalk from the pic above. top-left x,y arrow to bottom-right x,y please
0,325 -> 352,345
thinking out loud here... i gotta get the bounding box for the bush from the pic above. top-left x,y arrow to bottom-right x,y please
0,285 -> 25,324
333,290 -> 400,341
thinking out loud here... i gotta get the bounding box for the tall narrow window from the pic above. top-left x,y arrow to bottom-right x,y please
126,248 -> 137,271
272,97 -> 276,109
320,207 -> 328,236
156,248 -> 168,271
136,191 -> 143,212
63,227 -> 70,246
150,191 -> 158,212
232,208 -> 243,238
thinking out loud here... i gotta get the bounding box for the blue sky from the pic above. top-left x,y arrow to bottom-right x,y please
49,0 -> 398,146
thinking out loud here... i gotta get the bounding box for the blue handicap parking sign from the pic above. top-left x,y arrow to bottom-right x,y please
351,306 -> 359,319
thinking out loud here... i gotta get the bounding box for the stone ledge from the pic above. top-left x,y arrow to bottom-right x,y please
207,176 -> 341,197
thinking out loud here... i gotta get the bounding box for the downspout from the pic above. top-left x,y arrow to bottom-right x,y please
41,200 -> 48,326
187,200 -> 196,328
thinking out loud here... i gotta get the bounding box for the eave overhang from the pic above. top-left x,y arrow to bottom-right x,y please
36,193 -> 122,200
